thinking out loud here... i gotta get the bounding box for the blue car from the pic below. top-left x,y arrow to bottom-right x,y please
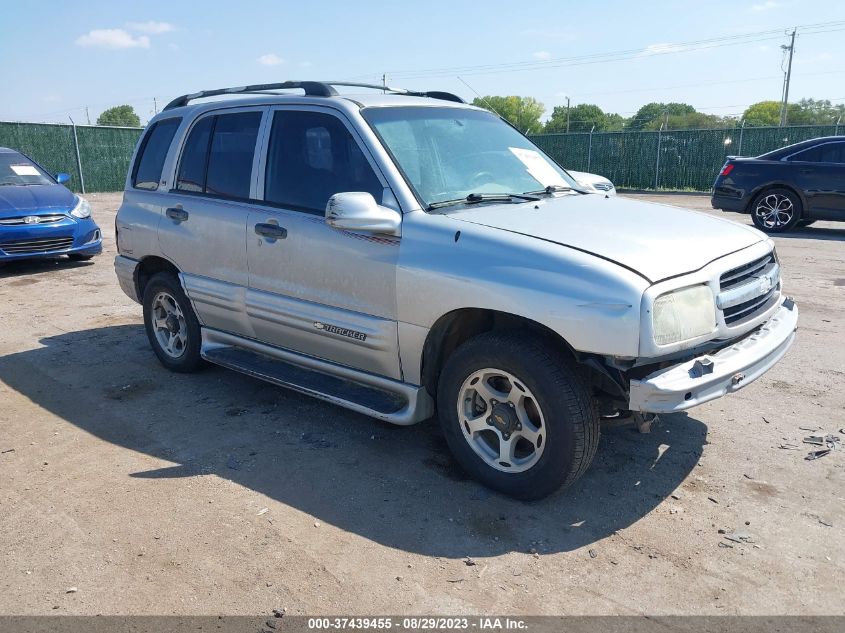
0,147 -> 102,263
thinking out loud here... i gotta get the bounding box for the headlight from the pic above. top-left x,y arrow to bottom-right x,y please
652,285 -> 716,346
70,196 -> 91,219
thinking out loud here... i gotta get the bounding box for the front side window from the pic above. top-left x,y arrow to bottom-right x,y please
0,151 -> 54,186
133,117 -> 181,190
175,111 -> 262,199
362,106 -> 579,210
264,110 -> 383,213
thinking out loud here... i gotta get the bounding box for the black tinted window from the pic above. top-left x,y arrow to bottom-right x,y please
788,146 -> 821,162
818,142 -> 845,164
176,116 -> 214,192
264,111 -> 383,213
133,118 -> 181,190
205,112 -> 262,199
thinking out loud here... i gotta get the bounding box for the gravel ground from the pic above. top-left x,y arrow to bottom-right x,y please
0,192 -> 842,616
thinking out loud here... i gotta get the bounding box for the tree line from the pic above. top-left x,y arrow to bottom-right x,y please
470,96 -> 845,134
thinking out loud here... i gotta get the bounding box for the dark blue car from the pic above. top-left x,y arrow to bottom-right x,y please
0,147 -> 102,263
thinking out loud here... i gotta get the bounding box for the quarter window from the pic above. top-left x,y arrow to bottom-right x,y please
132,117 -> 181,190
175,111 -> 262,199
264,110 -> 383,213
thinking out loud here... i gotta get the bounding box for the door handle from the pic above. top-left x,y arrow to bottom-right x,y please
166,207 -> 189,222
254,223 -> 288,240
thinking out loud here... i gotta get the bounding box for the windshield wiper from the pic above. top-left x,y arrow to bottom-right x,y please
524,184 -> 590,196
427,192 -> 540,211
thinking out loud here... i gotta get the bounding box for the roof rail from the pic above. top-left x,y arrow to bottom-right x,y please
163,81 -> 465,110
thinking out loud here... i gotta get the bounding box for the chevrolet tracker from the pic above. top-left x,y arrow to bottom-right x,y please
114,81 -> 798,499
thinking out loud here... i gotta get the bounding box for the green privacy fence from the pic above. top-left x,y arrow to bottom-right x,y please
530,123 -> 843,191
1,120 -> 842,193
0,121 -> 143,193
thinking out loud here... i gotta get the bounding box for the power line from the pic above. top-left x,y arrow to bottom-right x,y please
376,21 -> 845,81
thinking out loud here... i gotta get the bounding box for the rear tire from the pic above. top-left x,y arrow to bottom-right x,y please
436,331 -> 599,500
750,188 -> 802,233
142,272 -> 204,373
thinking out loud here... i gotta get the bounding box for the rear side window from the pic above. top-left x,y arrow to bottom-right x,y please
132,117 -> 181,190
175,111 -> 262,199
788,146 -> 821,162
176,116 -> 214,192
818,142 -> 845,164
264,110 -> 383,213
206,112 -> 262,198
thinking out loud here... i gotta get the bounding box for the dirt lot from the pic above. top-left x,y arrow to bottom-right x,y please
0,192 -> 843,616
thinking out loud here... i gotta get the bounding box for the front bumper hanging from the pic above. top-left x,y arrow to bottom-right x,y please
629,297 -> 798,414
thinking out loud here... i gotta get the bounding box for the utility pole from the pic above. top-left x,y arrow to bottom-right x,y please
382,73 -> 386,93
566,96 -> 571,133
779,28 -> 796,127
85,107 -> 91,125
153,97 -> 158,115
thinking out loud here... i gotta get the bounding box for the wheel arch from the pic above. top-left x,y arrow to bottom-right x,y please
745,181 -> 808,217
135,255 -> 182,300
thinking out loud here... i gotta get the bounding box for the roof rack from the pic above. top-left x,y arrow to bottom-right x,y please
163,81 -> 465,111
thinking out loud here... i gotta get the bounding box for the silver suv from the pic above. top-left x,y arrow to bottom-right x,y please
114,81 -> 798,499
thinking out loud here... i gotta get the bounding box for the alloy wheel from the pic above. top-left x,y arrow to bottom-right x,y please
457,368 -> 546,473
151,291 -> 188,359
754,193 -> 794,229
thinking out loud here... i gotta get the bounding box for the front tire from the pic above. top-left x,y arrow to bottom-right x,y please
142,272 -> 204,372
750,188 -> 802,233
436,331 -> 599,500
68,253 -> 94,261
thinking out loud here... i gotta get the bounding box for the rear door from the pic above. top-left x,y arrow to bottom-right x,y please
157,107 -> 267,336
788,141 -> 845,220
245,106 -> 402,379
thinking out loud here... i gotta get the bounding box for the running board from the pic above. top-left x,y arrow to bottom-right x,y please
200,329 -> 434,425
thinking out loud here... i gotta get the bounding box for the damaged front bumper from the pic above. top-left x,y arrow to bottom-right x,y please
628,298 -> 798,413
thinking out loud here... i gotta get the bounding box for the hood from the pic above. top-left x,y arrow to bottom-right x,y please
448,194 -> 764,283
0,183 -> 76,219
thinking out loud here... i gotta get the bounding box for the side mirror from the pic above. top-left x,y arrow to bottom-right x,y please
56,173 -> 71,185
325,192 -> 401,236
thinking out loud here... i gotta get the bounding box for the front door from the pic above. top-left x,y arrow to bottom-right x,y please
157,107 -> 267,336
246,106 -> 402,379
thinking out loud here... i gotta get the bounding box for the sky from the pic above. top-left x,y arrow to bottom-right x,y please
1,0 -> 844,126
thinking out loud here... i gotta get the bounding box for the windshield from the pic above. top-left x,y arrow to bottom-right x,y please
0,152 -> 54,186
362,106 -> 579,209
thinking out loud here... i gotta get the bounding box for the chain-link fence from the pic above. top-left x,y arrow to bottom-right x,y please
531,123 -> 843,191
1,120 -> 842,193
0,121 -> 143,193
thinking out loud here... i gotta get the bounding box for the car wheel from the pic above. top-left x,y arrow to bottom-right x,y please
142,272 -> 204,372
68,253 -> 94,261
436,331 -> 599,500
750,188 -> 802,233
797,219 -> 816,227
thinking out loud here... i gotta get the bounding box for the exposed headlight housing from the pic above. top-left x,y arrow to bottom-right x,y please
652,285 -> 716,346
70,196 -> 91,219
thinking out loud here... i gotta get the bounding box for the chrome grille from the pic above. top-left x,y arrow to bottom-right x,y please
720,252 -> 774,290
0,214 -> 66,226
0,236 -> 74,254
718,251 -> 780,326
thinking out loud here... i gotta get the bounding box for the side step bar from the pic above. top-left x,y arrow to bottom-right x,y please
200,328 -> 434,425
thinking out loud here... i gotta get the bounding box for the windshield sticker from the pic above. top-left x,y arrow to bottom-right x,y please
10,164 -> 40,176
508,147 -> 566,187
